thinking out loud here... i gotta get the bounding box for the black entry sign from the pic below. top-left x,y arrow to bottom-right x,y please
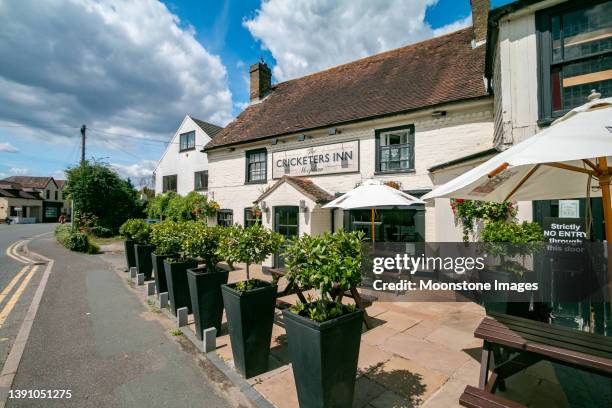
542,217 -> 587,244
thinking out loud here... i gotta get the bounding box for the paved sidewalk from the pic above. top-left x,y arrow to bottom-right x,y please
7,235 -> 246,408
204,265 -> 572,408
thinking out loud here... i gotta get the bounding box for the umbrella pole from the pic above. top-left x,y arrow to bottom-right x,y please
371,208 -> 375,243
597,157 -> 612,241
597,157 -> 612,317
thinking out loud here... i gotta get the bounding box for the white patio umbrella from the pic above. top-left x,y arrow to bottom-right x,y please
422,95 -> 612,241
323,179 -> 425,242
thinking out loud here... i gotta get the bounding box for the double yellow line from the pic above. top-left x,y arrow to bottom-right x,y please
0,241 -> 39,328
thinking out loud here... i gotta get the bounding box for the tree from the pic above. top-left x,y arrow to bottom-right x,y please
65,160 -> 142,232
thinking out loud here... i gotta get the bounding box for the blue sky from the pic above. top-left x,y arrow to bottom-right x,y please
0,0 -> 512,185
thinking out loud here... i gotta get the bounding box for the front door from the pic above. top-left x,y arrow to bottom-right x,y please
274,206 -> 299,268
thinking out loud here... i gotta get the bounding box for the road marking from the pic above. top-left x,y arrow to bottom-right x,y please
0,243 -> 53,407
5,241 -> 30,264
0,265 -> 38,328
0,264 -> 32,307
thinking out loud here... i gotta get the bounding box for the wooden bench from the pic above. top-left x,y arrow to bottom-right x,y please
475,312 -> 612,393
459,386 -> 526,408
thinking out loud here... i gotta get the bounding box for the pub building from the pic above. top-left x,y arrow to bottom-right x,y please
202,0 -> 510,268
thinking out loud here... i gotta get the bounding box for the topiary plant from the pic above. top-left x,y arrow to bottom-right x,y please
119,219 -> 151,244
181,222 -> 224,270
220,224 -> 283,285
149,220 -> 185,256
284,229 -> 364,322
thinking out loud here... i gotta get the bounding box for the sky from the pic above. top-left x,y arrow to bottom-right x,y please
0,0 -> 512,186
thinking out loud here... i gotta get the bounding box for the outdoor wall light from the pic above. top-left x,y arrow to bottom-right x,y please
328,127 -> 339,135
297,134 -> 306,141
299,199 -> 308,212
271,138 -> 278,145
432,110 -> 446,118
260,201 -> 269,213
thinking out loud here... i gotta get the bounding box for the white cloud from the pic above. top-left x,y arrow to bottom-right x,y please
112,159 -> 157,180
0,142 -> 18,153
9,167 -> 28,175
0,0 -> 233,148
244,0 -> 471,81
433,14 -> 472,37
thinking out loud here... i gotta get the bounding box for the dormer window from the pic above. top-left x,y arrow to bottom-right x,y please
179,131 -> 195,152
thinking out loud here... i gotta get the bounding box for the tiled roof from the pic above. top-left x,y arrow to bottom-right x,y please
3,176 -> 54,189
206,28 -> 488,150
55,179 -> 66,189
189,116 -> 223,138
255,176 -> 334,204
0,187 -> 39,200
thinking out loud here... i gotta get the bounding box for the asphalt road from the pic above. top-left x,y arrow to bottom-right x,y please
0,224 -> 56,377
0,225 -> 241,407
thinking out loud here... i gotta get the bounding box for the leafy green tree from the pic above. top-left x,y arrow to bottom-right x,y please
64,160 -> 142,232
119,219 -> 151,244
220,224 -> 283,281
146,192 -> 177,220
181,222 -> 225,270
150,220 -> 185,256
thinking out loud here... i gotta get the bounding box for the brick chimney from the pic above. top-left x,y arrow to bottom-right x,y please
470,0 -> 489,46
249,61 -> 271,101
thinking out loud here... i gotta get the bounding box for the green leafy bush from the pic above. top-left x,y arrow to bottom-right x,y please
119,219 -> 151,244
451,199 -> 516,242
90,226 -> 113,238
285,230 -> 364,322
481,220 -> 545,243
149,221 -> 185,256
64,160 -> 142,232
146,192 -> 177,220
181,222 -> 225,269
220,224 -> 283,283
55,224 -> 97,253
162,192 -> 220,222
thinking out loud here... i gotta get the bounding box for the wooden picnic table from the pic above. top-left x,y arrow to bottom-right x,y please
461,311 -> 612,407
268,267 -> 375,329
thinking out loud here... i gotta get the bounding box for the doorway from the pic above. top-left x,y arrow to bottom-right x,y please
274,206 -> 299,268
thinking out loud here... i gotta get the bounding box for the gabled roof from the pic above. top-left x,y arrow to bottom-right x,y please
254,176 -> 335,204
207,28 -> 488,150
3,176 -> 56,189
55,179 -> 66,189
189,116 -> 223,138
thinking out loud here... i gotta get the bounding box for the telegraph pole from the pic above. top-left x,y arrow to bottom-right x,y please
80,124 -> 87,164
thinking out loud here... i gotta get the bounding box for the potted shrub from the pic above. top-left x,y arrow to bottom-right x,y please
120,219 -> 154,280
183,223 -> 228,340
220,224 -> 283,378
480,220 -> 545,318
119,219 -> 137,271
163,221 -> 196,315
150,221 -> 182,294
282,230 -> 365,408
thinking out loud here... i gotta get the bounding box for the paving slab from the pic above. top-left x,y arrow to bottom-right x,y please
375,310 -> 421,332
252,366 -> 299,408
362,356 -> 448,405
380,332 -> 471,375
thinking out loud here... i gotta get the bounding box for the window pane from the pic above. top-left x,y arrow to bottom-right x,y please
562,3 -> 612,60
561,55 -> 612,110
552,15 -> 562,62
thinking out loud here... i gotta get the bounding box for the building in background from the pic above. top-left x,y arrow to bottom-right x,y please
203,0 -> 495,267
2,176 -> 68,222
0,180 -> 43,223
154,115 -> 223,196
485,0 -> 610,241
